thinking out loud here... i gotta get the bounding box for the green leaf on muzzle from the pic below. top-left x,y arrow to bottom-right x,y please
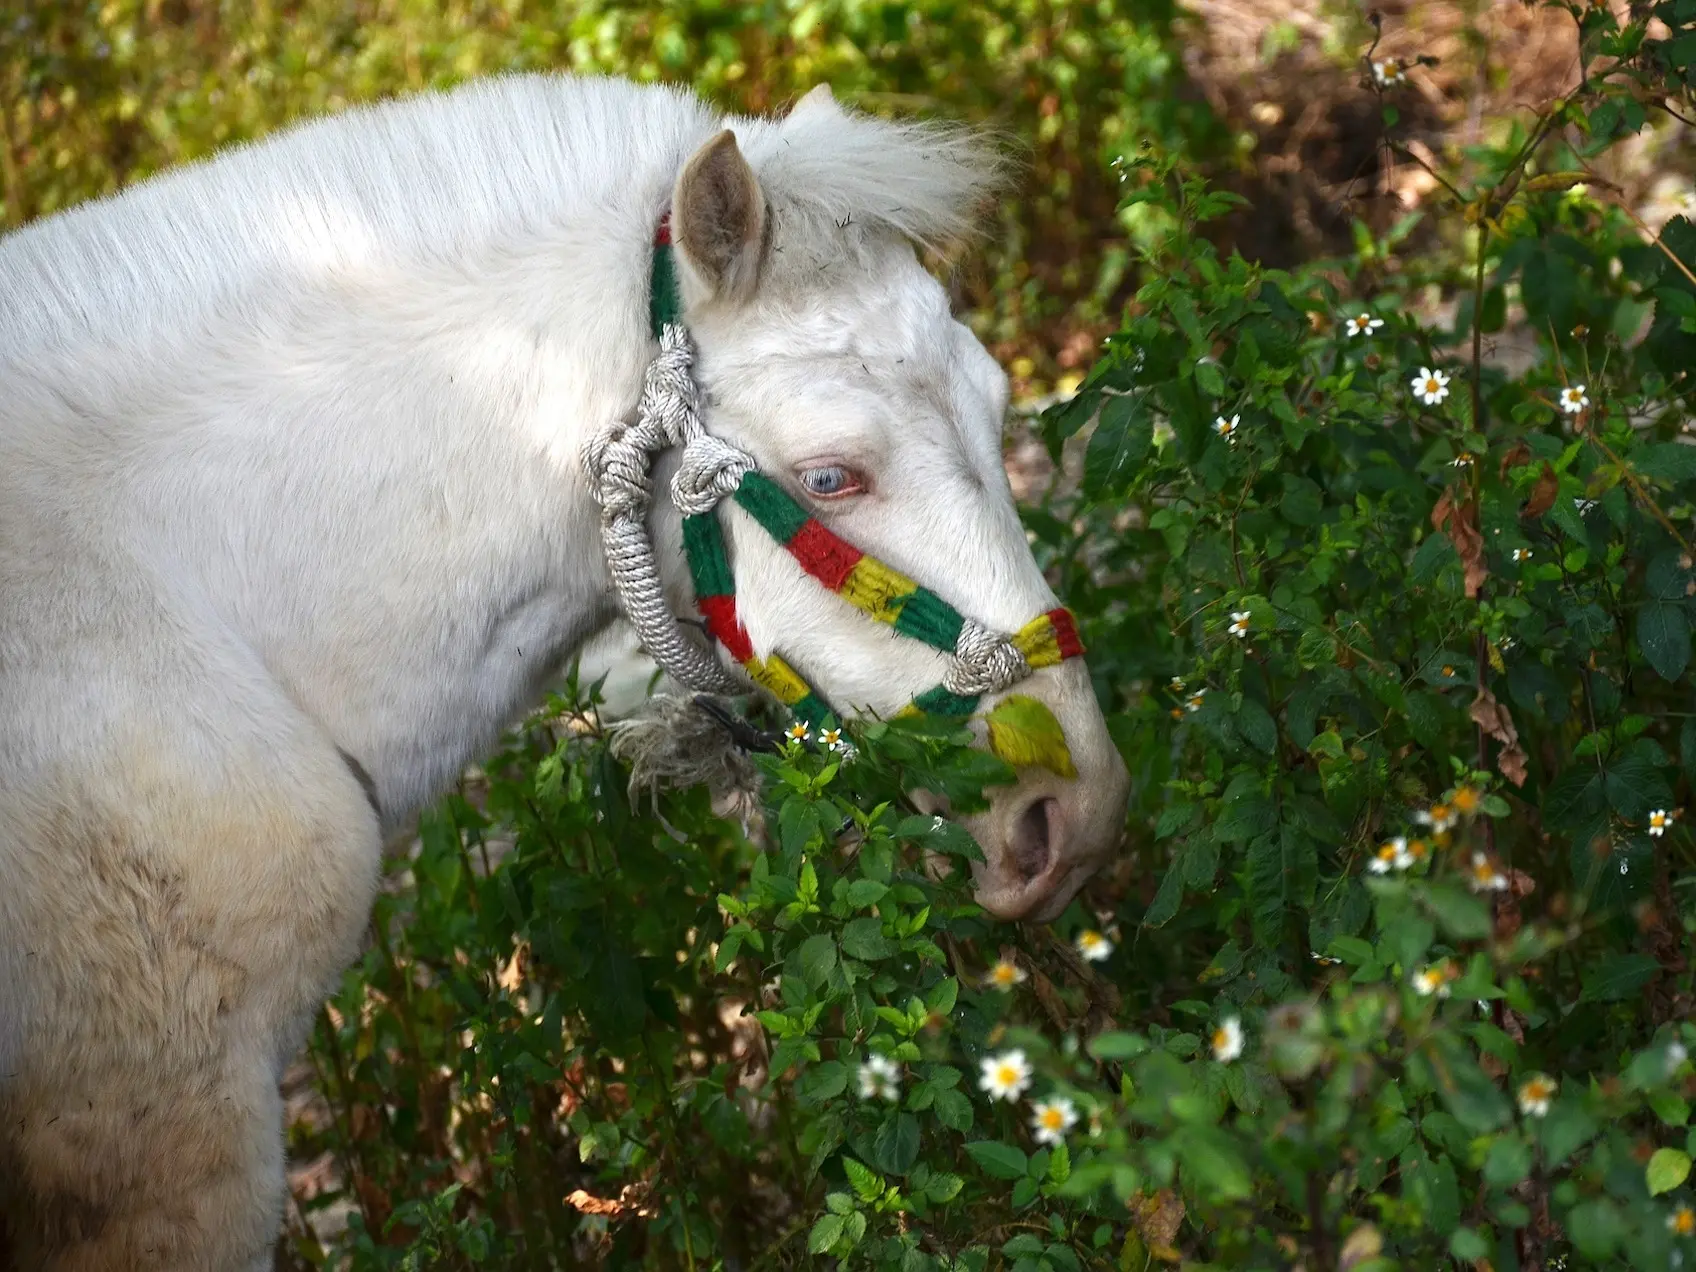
984,694 -> 1076,779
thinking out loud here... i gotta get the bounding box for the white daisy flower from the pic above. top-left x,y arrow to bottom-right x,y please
1649,808 -> 1672,837
1467,852 -> 1509,893
1213,414 -> 1240,445
984,959 -> 1028,991
1345,312 -> 1386,337
1185,689 -> 1207,713
1228,610 -> 1251,639
1368,837 -> 1412,874
785,721 -> 811,744
1075,929 -> 1114,962
818,726 -> 842,749
858,1054 -> 901,1102
1210,1015 -> 1245,1063
1450,452 -> 1475,468
1372,58 -> 1406,87
1670,1203 -> 1696,1237
1512,548 -> 1532,563
1412,963 -> 1454,998
1516,1073 -> 1557,1117
1168,676 -> 1186,693
1411,367 -> 1451,405
1029,1096 -> 1078,1145
1311,951 -> 1342,966
1559,384 -> 1589,415
978,1049 -> 1033,1102
1414,803 -> 1458,833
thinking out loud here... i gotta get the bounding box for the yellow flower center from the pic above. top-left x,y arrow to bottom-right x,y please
1452,787 -> 1479,812
1212,1028 -> 1229,1049
1040,1107 -> 1064,1129
1673,1207 -> 1695,1236
1442,665 -> 1455,677
1424,378 -> 1439,393
996,1065 -> 1019,1086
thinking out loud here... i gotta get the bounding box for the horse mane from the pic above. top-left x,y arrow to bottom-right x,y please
742,98 -> 1006,262
0,74 -> 1003,361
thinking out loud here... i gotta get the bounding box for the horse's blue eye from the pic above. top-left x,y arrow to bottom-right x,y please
801,466 -> 855,496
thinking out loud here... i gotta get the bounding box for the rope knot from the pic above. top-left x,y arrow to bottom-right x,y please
946,618 -> 1032,697
673,435 -> 756,516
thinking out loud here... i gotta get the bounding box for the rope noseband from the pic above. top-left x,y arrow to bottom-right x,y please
584,213 -> 1085,730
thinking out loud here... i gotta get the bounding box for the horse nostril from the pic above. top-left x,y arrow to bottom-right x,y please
1011,797 -> 1058,883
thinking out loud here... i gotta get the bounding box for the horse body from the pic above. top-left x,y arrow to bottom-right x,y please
0,75 -> 1128,1268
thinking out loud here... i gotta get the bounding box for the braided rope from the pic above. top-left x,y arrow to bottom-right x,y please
584,323 -> 741,693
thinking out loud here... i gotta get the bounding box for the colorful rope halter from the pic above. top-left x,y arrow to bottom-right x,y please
583,214 -> 1086,730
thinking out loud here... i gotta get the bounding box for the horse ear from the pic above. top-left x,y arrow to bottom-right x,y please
671,130 -> 766,306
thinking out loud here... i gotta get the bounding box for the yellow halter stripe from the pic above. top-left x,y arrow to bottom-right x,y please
1012,613 -> 1063,667
838,556 -> 920,625
746,653 -> 813,706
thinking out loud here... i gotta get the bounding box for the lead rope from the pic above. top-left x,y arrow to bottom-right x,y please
583,321 -> 746,694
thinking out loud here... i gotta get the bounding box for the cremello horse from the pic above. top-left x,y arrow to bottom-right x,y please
0,76 -> 1129,1269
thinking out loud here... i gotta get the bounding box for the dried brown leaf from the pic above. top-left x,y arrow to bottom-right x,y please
1523,462 -> 1559,519
1433,490 -> 1489,598
1470,688 -> 1529,787
1128,1188 -> 1186,1262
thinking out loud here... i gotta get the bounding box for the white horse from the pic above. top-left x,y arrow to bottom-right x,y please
0,76 -> 1128,1269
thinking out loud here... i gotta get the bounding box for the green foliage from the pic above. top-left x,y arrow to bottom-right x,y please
13,0 -> 1696,1267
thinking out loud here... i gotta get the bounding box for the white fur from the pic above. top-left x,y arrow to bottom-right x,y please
0,74 -> 1126,1268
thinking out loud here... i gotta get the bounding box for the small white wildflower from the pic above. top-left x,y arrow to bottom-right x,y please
1512,548 -> 1533,563
1211,1016 -> 1245,1063
1345,312 -> 1386,337
1168,675 -> 1186,693
1413,963 -> 1454,998
1213,414 -> 1240,445
1228,610 -> 1251,639
1185,689 -> 1207,713
1559,384 -> 1589,415
1649,808 -> 1672,837
1669,1041 -> 1689,1071
1671,1203 -> 1696,1237
1467,852 -> 1510,893
1312,951 -> 1342,966
1372,58 -> 1406,87
1411,367 -> 1451,406
1451,451 -> 1476,468
785,721 -> 811,744
1368,837 -> 1412,874
978,1049 -> 1033,1102
858,1054 -> 901,1102
1076,929 -> 1114,962
1029,1096 -> 1078,1145
1414,803 -> 1458,833
819,726 -> 843,750
1516,1073 -> 1557,1117
985,959 -> 1028,991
